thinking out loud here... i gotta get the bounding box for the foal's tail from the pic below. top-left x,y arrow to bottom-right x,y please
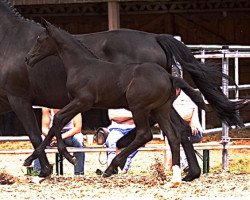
156,34 -> 245,128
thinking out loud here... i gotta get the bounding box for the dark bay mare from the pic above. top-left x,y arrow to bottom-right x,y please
25,19 -> 208,186
0,1 -> 246,182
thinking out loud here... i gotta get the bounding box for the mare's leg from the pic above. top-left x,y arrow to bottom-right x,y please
169,108 -> 201,181
25,99 -> 88,166
7,95 -> 52,177
103,110 -> 153,177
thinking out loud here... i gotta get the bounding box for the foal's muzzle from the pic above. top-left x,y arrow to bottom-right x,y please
24,56 -> 34,67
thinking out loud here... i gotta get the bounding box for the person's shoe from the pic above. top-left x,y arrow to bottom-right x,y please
74,172 -> 84,176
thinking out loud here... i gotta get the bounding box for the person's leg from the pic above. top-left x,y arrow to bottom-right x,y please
33,158 -> 41,173
165,137 -> 172,171
180,150 -> 188,171
64,133 -> 85,175
122,150 -> 138,172
105,130 -> 123,166
33,135 -> 45,174
181,131 -> 203,172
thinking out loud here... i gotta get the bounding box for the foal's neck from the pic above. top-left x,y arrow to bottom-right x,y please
54,31 -> 98,69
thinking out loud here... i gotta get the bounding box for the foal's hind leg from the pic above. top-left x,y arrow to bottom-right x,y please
116,118 -> 156,149
103,110 -> 153,177
169,108 -> 201,181
151,105 -> 182,187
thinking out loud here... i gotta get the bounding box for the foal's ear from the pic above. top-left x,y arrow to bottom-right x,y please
40,18 -> 51,33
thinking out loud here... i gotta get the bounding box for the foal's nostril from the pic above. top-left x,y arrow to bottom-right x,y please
24,56 -> 30,65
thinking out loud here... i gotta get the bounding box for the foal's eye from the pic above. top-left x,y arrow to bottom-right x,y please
37,35 -> 41,42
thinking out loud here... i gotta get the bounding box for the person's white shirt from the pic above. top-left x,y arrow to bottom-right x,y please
173,91 -> 203,133
108,109 -> 135,129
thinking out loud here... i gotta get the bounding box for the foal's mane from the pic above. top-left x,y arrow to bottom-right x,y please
77,39 -> 101,60
53,25 -> 102,60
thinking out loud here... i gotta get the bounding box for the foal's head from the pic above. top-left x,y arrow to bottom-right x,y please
25,18 -> 62,67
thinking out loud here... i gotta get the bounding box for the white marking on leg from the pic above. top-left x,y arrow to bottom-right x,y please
164,165 -> 182,188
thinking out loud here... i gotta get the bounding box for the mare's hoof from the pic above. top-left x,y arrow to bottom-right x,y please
182,170 -> 201,182
23,159 -> 32,167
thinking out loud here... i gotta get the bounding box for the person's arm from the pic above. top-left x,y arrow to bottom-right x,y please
189,107 -> 200,135
41,107 -> 51,137
61,113 -> 82,140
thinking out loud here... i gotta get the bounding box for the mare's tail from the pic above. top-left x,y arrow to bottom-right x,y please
156,34 -> 245,128
171,76 -> 206,111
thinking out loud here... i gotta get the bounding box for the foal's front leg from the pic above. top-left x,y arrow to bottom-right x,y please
25,99 -> 85,166
24,126 -> 57,166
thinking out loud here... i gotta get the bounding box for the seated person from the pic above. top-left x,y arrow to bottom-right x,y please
34,108 -> 85,175
174,89 -> 203,142
105,108 -> 138,173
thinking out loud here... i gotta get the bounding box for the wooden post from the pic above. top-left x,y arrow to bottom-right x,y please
108,0 -> 120,30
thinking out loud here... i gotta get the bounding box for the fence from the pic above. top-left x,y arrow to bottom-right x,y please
187,44 -> 250,170
187,45 -> 250,133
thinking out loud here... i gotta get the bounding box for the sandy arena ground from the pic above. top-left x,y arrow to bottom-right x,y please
0,143 -> 249,200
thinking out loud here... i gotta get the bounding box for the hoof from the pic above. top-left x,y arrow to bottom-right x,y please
29,176 -> 48,184
163,181 -> 181,188
102,172 -> 111,178
171,165 -> 182,184
95,169 -> 103,176
182,169 -> 201,182
182,173 -> 200,182
102,167 -> 118,178
70,157 -> 77,165
39,165 -> 53,178
23,159 -> 32,167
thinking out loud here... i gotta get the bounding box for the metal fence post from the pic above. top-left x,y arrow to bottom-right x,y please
203,149 -> 210,173
221,45 -> 230,171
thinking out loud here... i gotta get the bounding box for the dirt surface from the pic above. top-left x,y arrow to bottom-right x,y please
0,171 -> 249,200
0,130 -> 249,199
